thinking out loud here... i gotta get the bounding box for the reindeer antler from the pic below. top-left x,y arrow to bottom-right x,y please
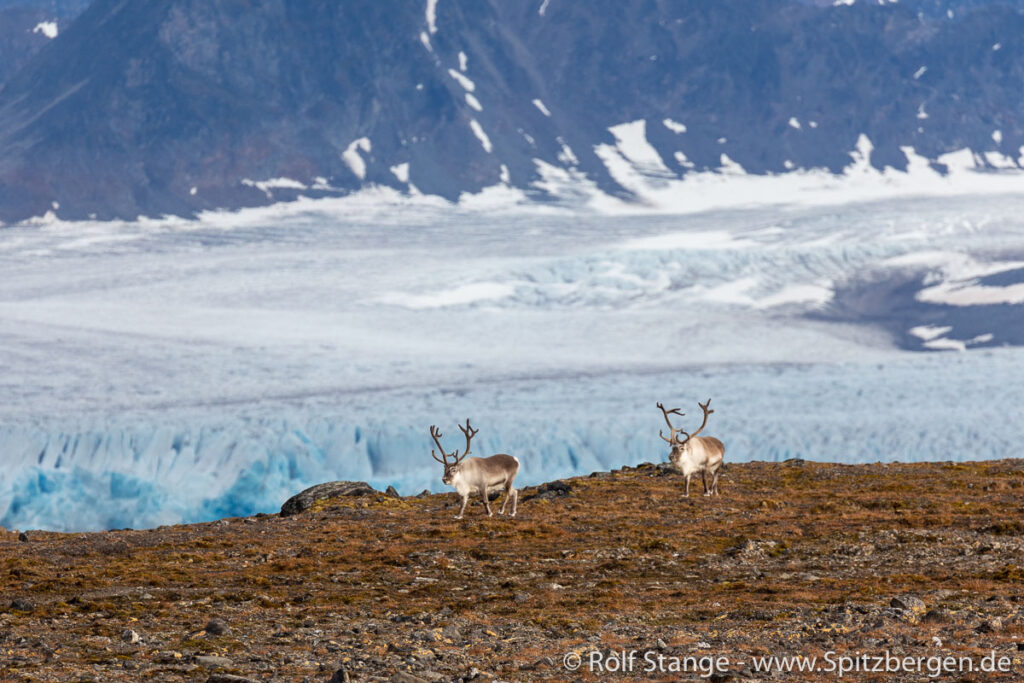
429,425 -> 452,464
656,402 -> 686,444
688,398 -> 714,439
456,419 -> 479,464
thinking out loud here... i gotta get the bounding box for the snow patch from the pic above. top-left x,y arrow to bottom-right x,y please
390,163 -> 410,184
448,69 -> 476,92
936,148 -> 977,173
465,93 -> 483,111
342,137 -> 372,180
719,154 -> 746,175
663,119 -> 687,134
33,21 -> 57,39
242,177 -> 308,197
788,117 -> 802,130
539,0 -> 551,16
922,337 -> 966,352
985,152 -> 1017,170
909,325 -> 952,341
899,253 -> 1024,307
469,119 -> 492,153
608,121 -> 671,173
458,51 -> 468,71
594,120 -> 672,185
913,66 -> 927,80
556,137 -> 578,166
675,151 -> 695,169
532,99 -> 551,117
426,0 -> 439,34
921,278 -> 1024,307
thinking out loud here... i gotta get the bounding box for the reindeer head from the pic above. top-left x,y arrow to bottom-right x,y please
429,419 -> 478,484
657,399 -> 714,466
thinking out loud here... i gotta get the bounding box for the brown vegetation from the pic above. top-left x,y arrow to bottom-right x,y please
2,459 -> 1023,681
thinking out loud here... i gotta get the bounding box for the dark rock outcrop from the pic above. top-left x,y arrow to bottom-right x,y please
279,481 -> 376,517
522,480 -> 571,502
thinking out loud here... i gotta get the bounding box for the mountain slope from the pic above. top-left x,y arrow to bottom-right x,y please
0,0 -> 89,85
1,0 -> 1024,223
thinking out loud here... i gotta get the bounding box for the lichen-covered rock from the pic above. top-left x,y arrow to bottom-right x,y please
194,654 -> 232,667
279,481 -> 376,516
890,595 -> 927,614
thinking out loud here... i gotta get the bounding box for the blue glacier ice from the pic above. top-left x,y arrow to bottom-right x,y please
3,350 -> 1024,532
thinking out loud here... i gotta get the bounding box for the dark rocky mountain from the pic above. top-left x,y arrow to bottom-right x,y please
1,0 -> 1024,223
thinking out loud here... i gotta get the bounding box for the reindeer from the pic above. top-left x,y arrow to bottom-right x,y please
430,419 -> 519,519
657,399 -> 724,497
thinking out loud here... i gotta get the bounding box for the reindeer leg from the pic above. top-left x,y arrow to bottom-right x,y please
711,467 -> 722,496
702,470 -> 710,496
480,486 -> 493,516
499,481 -> 512,515
684,475 -> 691,497
456,493 -> 469,520
509,488 -> 518,517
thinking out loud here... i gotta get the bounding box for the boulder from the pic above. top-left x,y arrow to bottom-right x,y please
207,675 -> 258,683
522,480 -> 571,502
194,655 -> 232,667
279,481 -> 377,516
204,618 -> 230,635
890,595 -> 926,614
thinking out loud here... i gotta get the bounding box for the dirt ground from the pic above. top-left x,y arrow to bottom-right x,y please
2,459 -> 1023,682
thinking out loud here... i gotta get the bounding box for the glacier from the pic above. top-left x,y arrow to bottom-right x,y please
2,191 -> 1024,531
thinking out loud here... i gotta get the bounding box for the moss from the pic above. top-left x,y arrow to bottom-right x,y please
993,564 -> 1024,581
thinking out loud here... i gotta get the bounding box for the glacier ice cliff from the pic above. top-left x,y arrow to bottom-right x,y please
3,350 -> 1023,531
